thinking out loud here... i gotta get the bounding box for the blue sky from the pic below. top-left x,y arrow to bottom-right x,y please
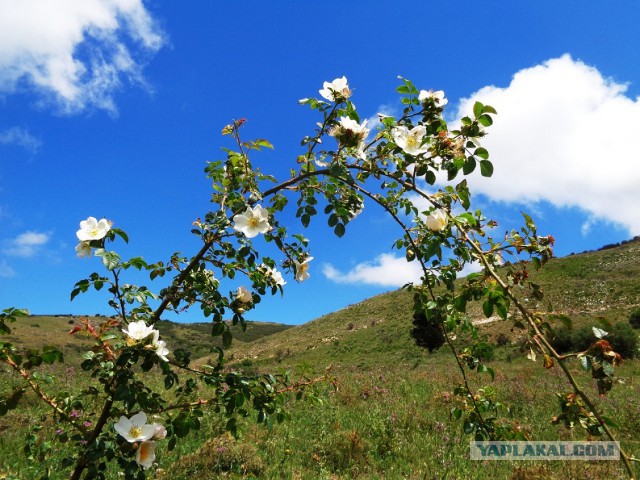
1,1 -> 639,325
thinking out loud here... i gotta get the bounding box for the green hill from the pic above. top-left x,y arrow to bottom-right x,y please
5,237 -> 639,367
2,316 -> 292,364
211,237 -> 640,369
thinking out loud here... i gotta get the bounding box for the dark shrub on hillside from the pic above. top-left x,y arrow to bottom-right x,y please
550,323 -> 638,359
629,308 -> 640,329
610,323 -> 638,359
411,311 -> 445,353
571,325 -> 597,352
550,328 -> 574,354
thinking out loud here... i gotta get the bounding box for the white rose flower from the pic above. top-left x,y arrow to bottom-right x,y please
232,205 -> 270,238
425,208 -> 448,232
75,242 -> 92,258
76,216 -> 111,242
261,264 -> 286,286
329,117 -> 369,158
392,125 -> 430,156
418,89 -> 448,106
319,76 -> 351,102
122,320 -> 155,341
114,412 -> 156,443
135,440 -> 157,469
151,330 -> 170,362
294,257 -> 314,282
235,286 -> 253,303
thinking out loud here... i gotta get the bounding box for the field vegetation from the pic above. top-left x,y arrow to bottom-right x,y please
1,239 -> 639,479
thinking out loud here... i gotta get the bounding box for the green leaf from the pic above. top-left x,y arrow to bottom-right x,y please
256,139 -> 274,149
101,252 -> 120,271
211,322 -> 225,337
601,415 -> 620,429
334,223 -> 345,238
111,228 -> 129,244
478,114 -> 493,127
496,302 -> 508,320
480,160 -> 493,177
463,157 -> 476,175
482,300 -> 493,318
41,346 -> 63,364
474,147 -> 489,160
473,101 -> 484,118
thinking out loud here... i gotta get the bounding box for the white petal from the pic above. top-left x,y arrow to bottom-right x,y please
136,441 -> 157,469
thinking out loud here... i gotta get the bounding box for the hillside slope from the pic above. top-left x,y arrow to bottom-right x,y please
217,238 -> 640,368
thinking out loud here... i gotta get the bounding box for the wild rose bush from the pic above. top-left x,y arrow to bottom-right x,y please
0,77 -> 635,478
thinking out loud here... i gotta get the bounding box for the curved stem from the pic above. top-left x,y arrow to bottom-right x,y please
461,228 -> 636,479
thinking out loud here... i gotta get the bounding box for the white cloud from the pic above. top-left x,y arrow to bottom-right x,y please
4,231 -> 50,257
0,126 -> 42,152
323,253 -> 422,287
453,54 -> 640,235
0,0 -> 165,114
323,252 -> 484,288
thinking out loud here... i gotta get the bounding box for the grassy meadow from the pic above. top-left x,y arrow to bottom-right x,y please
1,239 -> 639,479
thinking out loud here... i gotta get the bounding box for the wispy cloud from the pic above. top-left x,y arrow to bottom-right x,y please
4,231 -> 50,258
0,260 -> 15,278
0,0 -> 166,114
453,54 -> 640,235
323,253 -> 422,287
0,126 -> 42,152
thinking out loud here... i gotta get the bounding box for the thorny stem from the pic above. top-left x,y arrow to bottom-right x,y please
2,356 -> 88,436
461,228 -> 636,479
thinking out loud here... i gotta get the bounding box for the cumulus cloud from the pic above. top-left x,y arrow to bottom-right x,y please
4,231 -> 50,258
453,54 -> 640,234
0,0 -> 165,114
323,252 -> 483,287
0,126 -> 42,152
323,253 -> 422,287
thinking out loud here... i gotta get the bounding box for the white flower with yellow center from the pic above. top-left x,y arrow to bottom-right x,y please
235,286 -> 252,303
76,216 -> 111,242
425,208 -> 448,232
392,125 -> 430,156
418,89 -> 448,106
114,412 -> 156,443
122,320 -> 155,341
261,264 -> 286,286
294,257 -> 314,282
329,117 -> 369,159
232,205 -> 270,238
319,76 -> 351,102
135,440 -> 157,469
